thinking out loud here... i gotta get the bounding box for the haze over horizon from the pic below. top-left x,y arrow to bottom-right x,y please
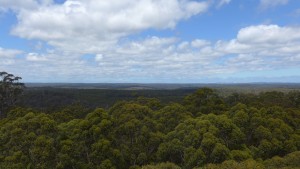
1,0 -> 300,83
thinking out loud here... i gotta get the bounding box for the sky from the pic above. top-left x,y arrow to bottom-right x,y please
0,0 -> 300,83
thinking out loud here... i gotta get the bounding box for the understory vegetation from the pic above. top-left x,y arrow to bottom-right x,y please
0,87 -> 300,169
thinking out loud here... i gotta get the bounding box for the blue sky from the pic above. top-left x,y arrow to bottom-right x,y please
0,0 -> 300,83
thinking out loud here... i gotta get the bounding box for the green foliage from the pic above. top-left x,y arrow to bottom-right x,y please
210,143 -> 231,163
230,150 -> 252,162
184,88 -> 226,115
199,159 -> 265,169
0,88 -> 300,168
198,151 -> 300,169
264,151 -> 300,169
154,103 -> 192,133
142,162 -> 181,169
183,147 -> 206,168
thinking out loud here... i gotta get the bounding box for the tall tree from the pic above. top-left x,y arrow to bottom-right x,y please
0,71 -> 25,117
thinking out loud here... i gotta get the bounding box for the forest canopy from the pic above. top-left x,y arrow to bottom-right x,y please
0,74 -> 299,169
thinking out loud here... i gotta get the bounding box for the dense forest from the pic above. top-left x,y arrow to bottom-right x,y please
1,73 -> 300,168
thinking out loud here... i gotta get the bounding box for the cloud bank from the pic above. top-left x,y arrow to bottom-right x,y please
0,0 -> 299,82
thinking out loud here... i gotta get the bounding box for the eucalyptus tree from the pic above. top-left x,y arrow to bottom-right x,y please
0,71 -> 25,117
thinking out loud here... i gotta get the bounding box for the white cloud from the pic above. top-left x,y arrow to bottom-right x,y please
0,0 -> 53,11
1,0 -> 300,82
259,0 -> 289,10
7,24 -> 299,82
92,36 -> 220,79
0,47 -> 22,58
11,0 -> 209,54
2,25 -> 300,82
191,39 -> 211,48
215,39 -> 254,54
178,41 -> 189,50
226,54 -> 266,70
0,0 -> 37,11
237,25 -> 300,44
214,24 -> 300,73
26,53 -> 48,61
115,36 -> 177,55
0,47 -> 22,67
1,59 -> 15,65
217,0 -> 231,8
95,54 -> 103,61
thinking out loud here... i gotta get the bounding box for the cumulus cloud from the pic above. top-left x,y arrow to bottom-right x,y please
215,24 -> 300,72
4,24 -> 300,82
10,0 -> 209,54
259,0 -> 289,10
1,0 -> 299,82
103,24 -> 300,78
237,25 -> 300,44
226,54 -> 266,70
3,25 -> 300,82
